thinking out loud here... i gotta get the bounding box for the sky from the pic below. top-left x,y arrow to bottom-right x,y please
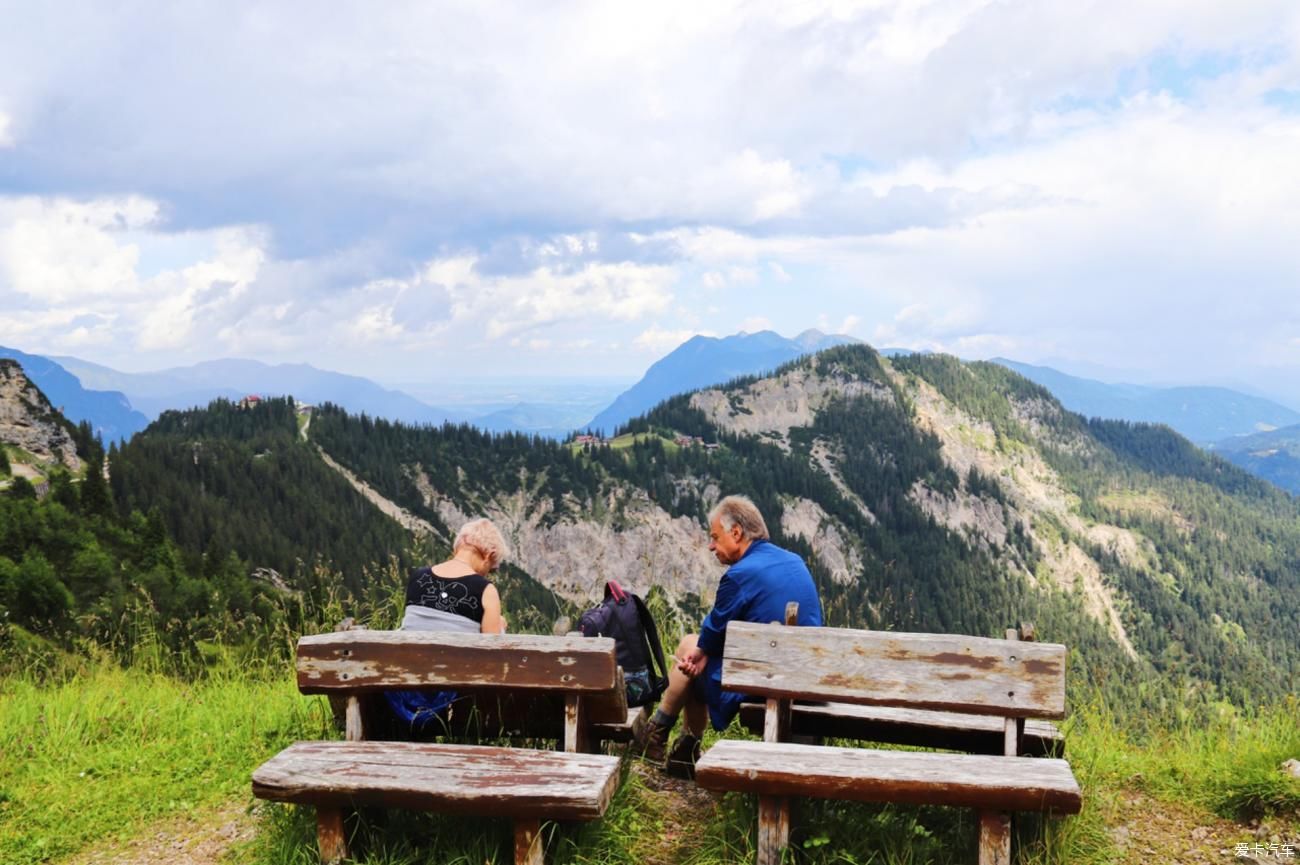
2,1 -> 1299,401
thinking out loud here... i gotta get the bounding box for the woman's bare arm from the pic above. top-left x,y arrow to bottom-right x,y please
480,583 -> 504,634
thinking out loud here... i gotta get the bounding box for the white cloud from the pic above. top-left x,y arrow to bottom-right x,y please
633,325 -> 715,355
0,194 -> 268,359
2,3 -> 1300,386
825,314 -> 861,335
444,260 -> 678,340
7,1 -> 1296,238
0,196 -> 159,305
738,316 -> 773,333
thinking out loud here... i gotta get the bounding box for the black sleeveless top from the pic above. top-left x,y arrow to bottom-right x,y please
404,566 -> 490,624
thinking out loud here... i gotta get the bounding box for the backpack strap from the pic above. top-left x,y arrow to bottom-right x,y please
631,593 -> 670,691
605,580 -> 628,603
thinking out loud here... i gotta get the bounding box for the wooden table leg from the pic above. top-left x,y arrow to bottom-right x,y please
515,818 -> 543,865
978,811 -> 1010,865
317,807 -> 348,864
757,795 -> 790,865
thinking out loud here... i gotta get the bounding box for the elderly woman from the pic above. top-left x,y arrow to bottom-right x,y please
401,517 -> 508,634
386,518 -> 509,732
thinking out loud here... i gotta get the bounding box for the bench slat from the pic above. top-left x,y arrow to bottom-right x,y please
252,741 -> 621,821
695,740 -> 1081,814
591,706 -> 648,743
722,624 -> 1067,719
737,702 -> 1064,756
297,631 -> 620,694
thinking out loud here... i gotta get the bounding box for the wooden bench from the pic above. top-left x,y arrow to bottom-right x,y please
251,630 -> 630,864
734,623 -> 1064,758
695,619 -> 1082,865
736,701 -> 1064,756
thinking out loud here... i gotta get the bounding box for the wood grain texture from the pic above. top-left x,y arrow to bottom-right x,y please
581,671 -> 629,725
978,811 -> 1011,865
756,795 -> 790,865
297,631 -> 619,694
514,818 -> 543,865
564,693 -> 588,754
695,741 -> 1082,814
721,623 -> 1067,719
252,740 -> 621,820
316,807 -> 347,864
344,696 -> 364,742
591,706 -> 647,744
736,702 -> 1064,756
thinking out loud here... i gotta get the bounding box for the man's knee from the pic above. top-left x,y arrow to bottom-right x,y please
675,633 -> 698,659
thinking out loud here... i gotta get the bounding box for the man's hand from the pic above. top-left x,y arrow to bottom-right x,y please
676,647 -> 708,678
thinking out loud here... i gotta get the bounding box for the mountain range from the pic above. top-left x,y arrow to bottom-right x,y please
585,329 -> 857,434
0,346 -> 148,443
9,337 -> 1300,502
992,358 -> 1300,444
1210,423 -> 1300,494
51,355 -> 459,427
83,345 -> 1299,712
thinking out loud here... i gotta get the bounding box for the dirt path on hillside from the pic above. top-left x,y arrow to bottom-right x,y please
299,408 -> 441,538
63,802 -> 256,865
1109,789 -> 1298,865
314,443 -> 441,537
629,761 -> 725,865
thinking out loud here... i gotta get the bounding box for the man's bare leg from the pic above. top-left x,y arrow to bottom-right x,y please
671,634 -> 708,738
635,633 -> 707,762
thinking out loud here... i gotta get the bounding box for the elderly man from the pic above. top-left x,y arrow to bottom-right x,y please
635,494 -> 823,777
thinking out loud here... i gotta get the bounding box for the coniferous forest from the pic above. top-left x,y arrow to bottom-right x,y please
4,347 -> 1299,719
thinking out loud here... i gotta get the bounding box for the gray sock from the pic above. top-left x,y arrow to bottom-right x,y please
650,708 -> 677,728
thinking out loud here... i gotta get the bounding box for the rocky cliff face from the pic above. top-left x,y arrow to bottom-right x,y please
683,356 -> 1148,659
0,359 -> 81,472
412,467 -> 724,604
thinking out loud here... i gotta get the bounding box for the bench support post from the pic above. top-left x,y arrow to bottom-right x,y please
564,693 -> 590,753
345,696 -> 365,742
754,601 -> 799,864
978,811 -> 1011,865
757,795 -> 790,865
514,818 -> 544,865
316,807 -> 348,864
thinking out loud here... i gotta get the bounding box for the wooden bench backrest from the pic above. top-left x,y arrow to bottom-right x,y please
297,630 -> 621,695
722,623 -> 1067,720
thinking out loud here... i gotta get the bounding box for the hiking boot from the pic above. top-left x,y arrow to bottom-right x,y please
664,734 -> 702,780
632,718 -> 672,764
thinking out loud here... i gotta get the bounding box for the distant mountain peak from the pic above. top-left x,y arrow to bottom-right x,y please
585,328 -> 859,434
794,328 -> 836,349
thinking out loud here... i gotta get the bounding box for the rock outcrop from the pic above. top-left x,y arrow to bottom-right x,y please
0,359 -> 81,472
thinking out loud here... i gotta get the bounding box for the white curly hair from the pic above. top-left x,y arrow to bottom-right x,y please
452,517 -> 509,565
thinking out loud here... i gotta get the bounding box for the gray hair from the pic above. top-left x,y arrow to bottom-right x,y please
453,518 -> 509,564
708,495 -> 770,541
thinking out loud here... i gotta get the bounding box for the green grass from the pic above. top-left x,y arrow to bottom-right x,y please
1062,694 -> 1300,821
568,433 -> 682,456
0,662 -> 325,865
4,659 -> 1296,865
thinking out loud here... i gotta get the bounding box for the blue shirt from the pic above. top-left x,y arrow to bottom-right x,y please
697,538 -> 823,659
